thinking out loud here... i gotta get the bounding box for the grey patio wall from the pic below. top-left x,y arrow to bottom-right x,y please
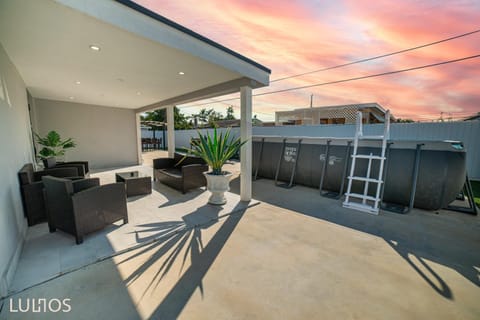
34,99 -> 138,169
0,44 -> 32,297
173,121 -> 480,180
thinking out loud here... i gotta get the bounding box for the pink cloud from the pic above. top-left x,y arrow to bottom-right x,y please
134,0 -> 480,121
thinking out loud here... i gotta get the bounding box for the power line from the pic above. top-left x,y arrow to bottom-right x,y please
254,54 -> 480,97
180,96 -> 238,109
271,28 -> 480,82
180,53 -> 480,108
230,105 -> 274,116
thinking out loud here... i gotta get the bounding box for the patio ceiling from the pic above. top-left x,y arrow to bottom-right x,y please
0,0 -> 270,110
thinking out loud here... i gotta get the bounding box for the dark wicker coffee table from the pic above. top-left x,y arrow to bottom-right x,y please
115,171 -> 152,197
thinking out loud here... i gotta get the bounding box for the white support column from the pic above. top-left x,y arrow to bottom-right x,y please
167,105 -> 175,158
240,86 -> 252,201
135,113 -> 142,165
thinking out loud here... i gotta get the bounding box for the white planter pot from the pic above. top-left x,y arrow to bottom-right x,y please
203,172 -> 233,205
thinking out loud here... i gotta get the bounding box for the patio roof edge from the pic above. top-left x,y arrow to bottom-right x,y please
135,77 -> 256,113
114,0 -> 271,75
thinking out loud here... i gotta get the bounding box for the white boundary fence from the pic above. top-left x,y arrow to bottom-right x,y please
167,121 -> 480,180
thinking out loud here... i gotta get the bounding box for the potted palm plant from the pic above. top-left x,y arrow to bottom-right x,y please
35,130 -> 76,166
180,128 -> 246,205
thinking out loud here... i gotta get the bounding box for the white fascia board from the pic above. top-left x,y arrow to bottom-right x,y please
56,0 -> 270,86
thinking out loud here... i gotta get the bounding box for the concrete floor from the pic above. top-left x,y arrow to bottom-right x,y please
7,156 -> 245,294
1,162 -> 479,319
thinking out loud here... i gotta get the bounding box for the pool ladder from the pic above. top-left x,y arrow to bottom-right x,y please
343,110 -> 391,214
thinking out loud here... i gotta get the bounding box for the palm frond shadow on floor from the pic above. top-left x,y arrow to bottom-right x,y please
118,202 -> 246,316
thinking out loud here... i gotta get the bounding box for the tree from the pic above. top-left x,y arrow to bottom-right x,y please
225,106 -> 236,120
142,109 -> 165,122
191,108 -> 224,128
198,108 -> 211,125
142,107 -> 192,130
189,108 -> 208,128
173,107 -> 192,129
394,118 -> 414,123
207,109 -> 224,128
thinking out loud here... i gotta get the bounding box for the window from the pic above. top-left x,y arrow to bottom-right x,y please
320,118 -> 345,124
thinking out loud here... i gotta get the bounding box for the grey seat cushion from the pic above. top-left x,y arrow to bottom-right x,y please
160,168 -> 182,178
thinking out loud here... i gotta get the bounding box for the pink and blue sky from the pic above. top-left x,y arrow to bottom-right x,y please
135,0 -> 480,121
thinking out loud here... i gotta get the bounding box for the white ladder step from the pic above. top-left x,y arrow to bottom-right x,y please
359,135 -> 384,140
343,110 -> 390,215
352,154 -> 385,160
348,176 -> 383,183
342,201 -> 379,215
345,192 -> 378,202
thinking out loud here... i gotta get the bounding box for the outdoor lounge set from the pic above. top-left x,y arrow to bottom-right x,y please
18,158 -> 129,244
18,153 -> 208,244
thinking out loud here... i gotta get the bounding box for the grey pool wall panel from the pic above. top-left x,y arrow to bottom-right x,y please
252,136 -> 466,211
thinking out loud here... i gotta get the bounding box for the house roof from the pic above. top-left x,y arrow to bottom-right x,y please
463,112 -> 480,121
275,103 -> 387,115
0,0 -> 270,110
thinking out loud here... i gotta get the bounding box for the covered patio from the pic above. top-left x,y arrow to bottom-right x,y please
8,157 -> 259,294
0,0 -> 270,198
0,0 -> 269,300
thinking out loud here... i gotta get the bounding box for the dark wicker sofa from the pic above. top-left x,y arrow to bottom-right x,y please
18,163 -> 83,226
153,153 -> 208,193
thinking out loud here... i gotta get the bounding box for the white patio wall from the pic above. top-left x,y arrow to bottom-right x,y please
173,122 -> 480,180
33,99 -> 139,169
0,44 -> 33,297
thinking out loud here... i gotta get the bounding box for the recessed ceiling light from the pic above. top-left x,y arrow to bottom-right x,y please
69,96 -> 75,100
75,81 -> 81,85
178,71 -> 185,75
136,91 -> 141,95
89,45 -> 101,51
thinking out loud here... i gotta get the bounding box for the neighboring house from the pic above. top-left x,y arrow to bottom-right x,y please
275,102 -> 393,126
463,112 -> 480,121
214,116 -> 263,128
213,119 -> 241,127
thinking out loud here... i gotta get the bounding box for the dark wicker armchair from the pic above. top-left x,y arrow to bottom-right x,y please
153,152 -> 208,193
44,157 -> 90,176
42,176 -> 128,244
18,163 -> 83,226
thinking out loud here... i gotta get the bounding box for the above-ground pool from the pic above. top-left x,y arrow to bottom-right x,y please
252,136 -> 466,211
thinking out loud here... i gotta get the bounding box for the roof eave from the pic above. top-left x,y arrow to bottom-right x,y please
114,0 -> 271,75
